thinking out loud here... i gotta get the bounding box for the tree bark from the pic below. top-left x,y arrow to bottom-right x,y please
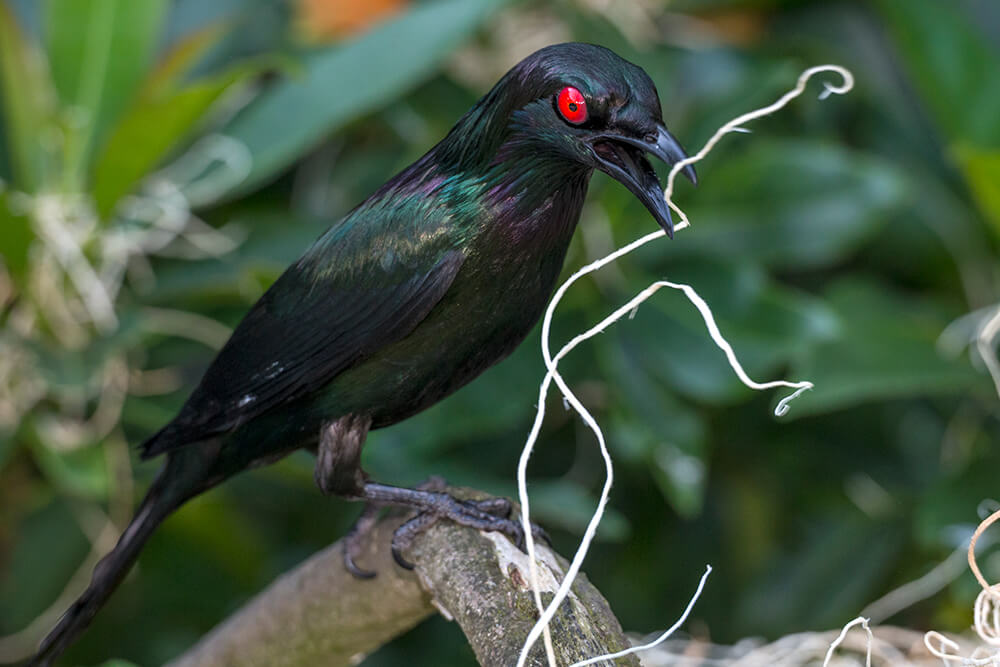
169,491 -> 638,667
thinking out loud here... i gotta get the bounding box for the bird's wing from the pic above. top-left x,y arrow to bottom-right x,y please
141,200 -> 465,457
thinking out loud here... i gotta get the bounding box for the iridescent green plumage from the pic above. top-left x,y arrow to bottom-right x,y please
31,42 -> 696,666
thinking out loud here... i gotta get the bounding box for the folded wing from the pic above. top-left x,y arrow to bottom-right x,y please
141,202 -> 465,458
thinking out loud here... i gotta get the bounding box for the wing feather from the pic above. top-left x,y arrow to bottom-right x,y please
141,202 -> 465,458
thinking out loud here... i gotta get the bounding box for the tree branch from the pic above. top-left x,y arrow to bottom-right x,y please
169,491 -> 637,667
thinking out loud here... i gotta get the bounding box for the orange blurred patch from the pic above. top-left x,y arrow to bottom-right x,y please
696,9 -> 767,46
297,0 -> 408,41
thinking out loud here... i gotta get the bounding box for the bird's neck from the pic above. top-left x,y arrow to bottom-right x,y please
368,75 -> 595,246
448,105 -> 594,235
478,149 -> 590,244
376,125 -> 591,244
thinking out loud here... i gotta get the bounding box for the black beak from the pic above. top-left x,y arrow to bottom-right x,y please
589,124 -> 696,238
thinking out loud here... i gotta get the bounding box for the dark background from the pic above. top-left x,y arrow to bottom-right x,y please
1,0 -> 998,665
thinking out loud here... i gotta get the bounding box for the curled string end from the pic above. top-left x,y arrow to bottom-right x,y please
774,383 -> 814,417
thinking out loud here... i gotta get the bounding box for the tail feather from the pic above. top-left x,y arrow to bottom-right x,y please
28,458 -> 199,666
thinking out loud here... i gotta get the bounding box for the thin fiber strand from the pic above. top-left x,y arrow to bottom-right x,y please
516,65 -> 855,667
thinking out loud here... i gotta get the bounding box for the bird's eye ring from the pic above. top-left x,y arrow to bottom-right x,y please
556,86 -> 588,125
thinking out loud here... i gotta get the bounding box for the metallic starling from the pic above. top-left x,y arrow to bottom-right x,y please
29,42 -> 696,666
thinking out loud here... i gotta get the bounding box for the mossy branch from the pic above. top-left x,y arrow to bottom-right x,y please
168,491 -> 637,667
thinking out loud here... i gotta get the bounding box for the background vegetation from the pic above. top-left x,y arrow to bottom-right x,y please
1,0 -> 998,665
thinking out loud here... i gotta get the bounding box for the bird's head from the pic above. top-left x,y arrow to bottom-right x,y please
447,43 -> 696,238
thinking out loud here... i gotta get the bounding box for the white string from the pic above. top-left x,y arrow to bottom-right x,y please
976,306 -> 1000,400
568,565 -> 712,667
918,509 -> 1000,665
823,617 -> 873,667
515,65 -> 855,667
924,632 -> 1000,666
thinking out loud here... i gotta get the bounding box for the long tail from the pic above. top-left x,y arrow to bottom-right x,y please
27,453 -> 205,667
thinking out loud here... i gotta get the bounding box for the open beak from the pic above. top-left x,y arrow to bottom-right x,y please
589,124 -> 696,239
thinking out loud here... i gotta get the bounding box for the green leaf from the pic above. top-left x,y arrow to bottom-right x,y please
92,58 -> 269,218
0,429 -> 14,472
877,0 -> 1000,148
29,438 -> 110,499
0,185 -> 35,280
159,491 -> 266,582
953,144 -> 1000,236
788,278 -> 986,416
604,347 -> 708,517
736,517 -> 905,635
0,498 -> 90,631
217,0 -> 504,199
143,22 -> 228,99
44,0 -> 168,187
613,259 -> 837,404
0,2 -> 57,192
660,140 -> 908,269
528,479 -> 629,541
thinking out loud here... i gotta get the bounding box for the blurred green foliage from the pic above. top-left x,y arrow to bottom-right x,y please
1,0 -> 998,665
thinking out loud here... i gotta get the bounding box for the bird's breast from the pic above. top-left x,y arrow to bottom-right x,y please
352,176 -> 589,427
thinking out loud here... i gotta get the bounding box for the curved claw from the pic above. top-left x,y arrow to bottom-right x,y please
391,544 -> 416,570
344,549 -> 377,579
342,503 -> 381,579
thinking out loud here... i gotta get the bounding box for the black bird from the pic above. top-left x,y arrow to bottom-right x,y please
29,42 -> 696,666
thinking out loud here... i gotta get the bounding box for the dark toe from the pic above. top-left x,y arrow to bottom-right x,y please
390,511 -> 439,570
471,497 -> 512,518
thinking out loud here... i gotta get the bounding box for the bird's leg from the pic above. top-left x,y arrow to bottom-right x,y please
315,414 -> 379,577
315,414 -> 372,497
314,416 -> 547,574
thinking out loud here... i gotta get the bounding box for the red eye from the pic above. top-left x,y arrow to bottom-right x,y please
556,86 -> 587,125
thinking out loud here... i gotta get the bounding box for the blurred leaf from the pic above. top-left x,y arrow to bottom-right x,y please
44,0 -> 168,184
0,2 -> 55,192
160,490 -> 266,582
0,429 -> 15,472
144,22 -> 228,98
736,517 -> 904,635
0,497 -> 89,631
92,57 -> 271,217
27,311 -> 144,389
878,0 -> 1000,148
605,350 -> 708,517
616,259 -> 837,404
649,441 -> 707,519
528,479 -> 629,541
663,141 -> 907,269
218,0 -> 504,198
953,144 -> 1000,236
29,438 -> 110,499
789,278 -> 984,416
0,186 -> 34,280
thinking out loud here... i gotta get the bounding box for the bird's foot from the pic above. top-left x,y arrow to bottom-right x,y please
341,476 -> 450,578
389,495 -> 520,569
357,481 -> 549,570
